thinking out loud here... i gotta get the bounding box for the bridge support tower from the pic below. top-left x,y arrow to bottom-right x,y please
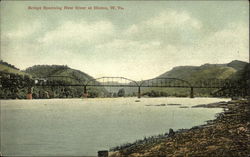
83,85 -> 88,98
138,86 -> 141,98
27,87 -> 33,99
190,87 -> 194,98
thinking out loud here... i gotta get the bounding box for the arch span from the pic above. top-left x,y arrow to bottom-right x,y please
83,77 -> 139,98
85,77 -> 139,87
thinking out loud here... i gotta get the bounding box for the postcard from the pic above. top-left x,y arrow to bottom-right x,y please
0,0 -> 249,157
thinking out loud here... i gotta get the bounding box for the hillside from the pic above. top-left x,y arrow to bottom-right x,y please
158,60 -> 248,81
0,61 -> 33,99
25,65 -> 94,83
227,60 -> 248,71
142,60 -> 248,97
0,60 -> 29,76
0,62 -> 108,99
24,65 -> 108,98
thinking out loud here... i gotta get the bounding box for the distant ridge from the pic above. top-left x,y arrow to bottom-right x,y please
140,60 -> 249,97
157,60 -> 248,82
0,60 -> 28,75
227,60 -> 248,71
25,65 -> 94,82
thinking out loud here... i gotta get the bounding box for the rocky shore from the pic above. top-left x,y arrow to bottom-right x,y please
110,99 -> 250,157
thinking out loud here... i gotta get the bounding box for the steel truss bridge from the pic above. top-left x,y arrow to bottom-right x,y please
2,74 -> 246,98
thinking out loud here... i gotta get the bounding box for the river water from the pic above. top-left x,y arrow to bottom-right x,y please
0,97 -> 229,156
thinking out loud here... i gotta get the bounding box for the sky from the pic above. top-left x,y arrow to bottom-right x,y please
0,1 -> 249,80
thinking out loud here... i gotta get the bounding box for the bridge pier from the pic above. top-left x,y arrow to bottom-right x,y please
138,86 -> 141,98
26,87 -> 33,99
190,87 -> 194,98
83,86 -> 88,98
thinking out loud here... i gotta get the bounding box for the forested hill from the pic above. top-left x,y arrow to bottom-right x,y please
0,60 -> 28,76
0,62 -> 107,99
24,65 -> 108,98
25,65 -> 94,82
157,60 -> 248,82
141,60 -> 249,97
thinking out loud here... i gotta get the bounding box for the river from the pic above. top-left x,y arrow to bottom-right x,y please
0,97 -> 229,156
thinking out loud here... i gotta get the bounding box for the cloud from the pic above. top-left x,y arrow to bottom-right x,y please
145,10 -> 202,30
195,23 -> 249,63
38,20 -> 115,49
4,21 -> 41,40
123,10 -> 203,46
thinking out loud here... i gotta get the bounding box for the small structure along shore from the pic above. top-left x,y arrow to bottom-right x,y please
110,100 -> 250,157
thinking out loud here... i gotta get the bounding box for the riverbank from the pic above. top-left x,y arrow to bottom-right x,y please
110,99 -> 250,157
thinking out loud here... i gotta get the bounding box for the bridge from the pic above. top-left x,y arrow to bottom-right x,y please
1,72 -> 248,99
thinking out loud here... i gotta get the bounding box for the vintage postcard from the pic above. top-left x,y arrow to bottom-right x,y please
0,0 -> 249,157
